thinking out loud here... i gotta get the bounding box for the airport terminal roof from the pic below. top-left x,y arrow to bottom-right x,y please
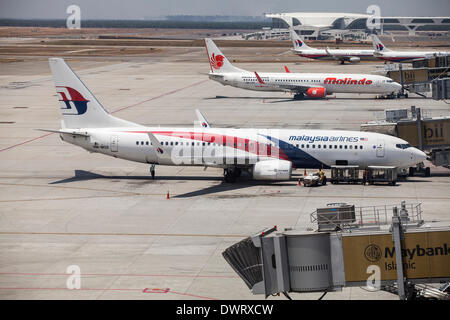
265,12 -> 370,28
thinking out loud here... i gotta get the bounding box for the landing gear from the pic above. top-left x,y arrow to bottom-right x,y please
150,164 -> 156,179
293,93 -> 305,100
223,168 -> 241,183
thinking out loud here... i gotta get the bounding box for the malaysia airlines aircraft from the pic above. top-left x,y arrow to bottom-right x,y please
43,58 -> 425,183
290,30 -> 375,64
371,34 -> 450,63
204,38 -> 401,100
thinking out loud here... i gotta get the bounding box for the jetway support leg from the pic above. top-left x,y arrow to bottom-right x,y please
392,207 -> 406,300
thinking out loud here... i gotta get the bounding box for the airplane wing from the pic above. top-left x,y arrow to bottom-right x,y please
195,109 -> 211,128
36,129 -> 90,137
254,72 -> 320,94
208,73 -> 224,81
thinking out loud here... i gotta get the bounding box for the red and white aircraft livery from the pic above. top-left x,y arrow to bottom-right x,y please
43,58 -> 425,183
204,38 -> 401,100
290,30 -> 375,64
371,34 -> 450,63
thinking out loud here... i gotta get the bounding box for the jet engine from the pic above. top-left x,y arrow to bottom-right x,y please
252,159 -> 292,180
349,57 -> 361,63
306,87 -> 326,98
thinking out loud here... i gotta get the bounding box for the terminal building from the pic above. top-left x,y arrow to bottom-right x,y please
262,12 -> 450,40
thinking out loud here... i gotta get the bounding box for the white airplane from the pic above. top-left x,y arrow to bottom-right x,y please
42,58 -> 426,183
204,38 -> 401,100
290,30 -> 375,64
371,34 -> 450,63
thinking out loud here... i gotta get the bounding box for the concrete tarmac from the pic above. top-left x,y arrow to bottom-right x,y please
0,42 -> 449,300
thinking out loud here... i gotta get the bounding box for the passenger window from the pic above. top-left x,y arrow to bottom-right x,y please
318,145 -> 321,149
136,141 -> 139,145
349,145 -> 352,149
312,145 -> 315,148
344,145 -> 348,149
306,144 -> 310,148
339,145 -> 342,149
146,141 -> 149,145
141,141 -> 144,145
301,144 -> 305,148
360,146 -> 363,149
323,145 -> 326,149
334,145 -> 337,149
170,142 -> 173,146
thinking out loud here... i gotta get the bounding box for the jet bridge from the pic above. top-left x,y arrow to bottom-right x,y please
222,202 -> 450,300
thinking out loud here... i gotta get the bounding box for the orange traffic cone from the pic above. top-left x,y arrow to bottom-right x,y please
304,169 -> 307,176
166,191 -> 170,200
298,179 -> 302,186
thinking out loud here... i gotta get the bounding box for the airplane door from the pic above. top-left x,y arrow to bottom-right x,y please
376,139 -> 384,157
110,136 -> 118,152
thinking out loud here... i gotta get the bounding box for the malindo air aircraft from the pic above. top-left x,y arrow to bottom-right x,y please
290,30 -> 376,64
204,38 -> 401,100
42,58 -> 426,183
371,34 -> 450,63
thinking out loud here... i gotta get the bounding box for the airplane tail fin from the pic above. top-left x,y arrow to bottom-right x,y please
371,34 -> 391,53
290,30 -> 313,50
204,38 -> 245,74
49,58 -> 140,129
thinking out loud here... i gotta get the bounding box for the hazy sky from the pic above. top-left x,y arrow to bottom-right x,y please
1,0 -> 449,19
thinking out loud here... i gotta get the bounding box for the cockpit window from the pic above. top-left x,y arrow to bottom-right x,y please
386,80 -> 393,83
396,143 -> 411,149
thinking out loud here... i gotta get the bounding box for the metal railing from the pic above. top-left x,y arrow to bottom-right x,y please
310,202 -> 423,231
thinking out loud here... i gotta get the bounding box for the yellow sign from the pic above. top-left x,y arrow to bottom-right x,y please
388,69 -> 428,84
397,119 -> 450,148
342,230 -> 450,282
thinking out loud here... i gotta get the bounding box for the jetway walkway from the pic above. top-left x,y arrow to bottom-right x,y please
223,202 -> 450,300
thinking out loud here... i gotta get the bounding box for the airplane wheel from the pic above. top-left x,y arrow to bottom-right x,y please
224,169 -> 238,183
409,167 -> 415,177
425,167 -> 431,177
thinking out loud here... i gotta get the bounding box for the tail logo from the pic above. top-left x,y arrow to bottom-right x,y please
57,86 -> 89,115
210,53 -> 224,70
376,43 -> 384,51
296,39 -> 303,47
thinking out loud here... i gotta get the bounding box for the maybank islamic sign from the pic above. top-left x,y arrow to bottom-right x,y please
342,230 -> 450,282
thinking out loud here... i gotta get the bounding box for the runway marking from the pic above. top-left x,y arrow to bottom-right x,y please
0,286 -> 219,300
0,79 -> 208,153
0,231 -> 247,238
0,272 -> 238,279
112,79 -> 208,113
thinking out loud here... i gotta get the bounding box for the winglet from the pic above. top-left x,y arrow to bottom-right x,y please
195,109 -> 211,128
284,66 -> 290,73
254,71 -> 265,84
147,132 -> 172,160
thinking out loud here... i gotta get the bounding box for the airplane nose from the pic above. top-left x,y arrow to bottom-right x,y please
413,148 -> 427,164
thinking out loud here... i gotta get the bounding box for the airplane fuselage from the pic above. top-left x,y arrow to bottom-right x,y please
61,127 -> 424,170
376,51 -> 450,63
209,72 -> 401,94
294,49 -> 376,61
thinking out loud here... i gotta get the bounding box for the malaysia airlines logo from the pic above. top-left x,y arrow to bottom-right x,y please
156,147 -> 164,154
376,43 -> 384,51
210,53 -> 224,70
57,86 -> 89,115
295,39 -> 302,47
202,122 -> 208,128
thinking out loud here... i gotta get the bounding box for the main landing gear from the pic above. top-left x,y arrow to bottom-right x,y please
224,168 -> 242,183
